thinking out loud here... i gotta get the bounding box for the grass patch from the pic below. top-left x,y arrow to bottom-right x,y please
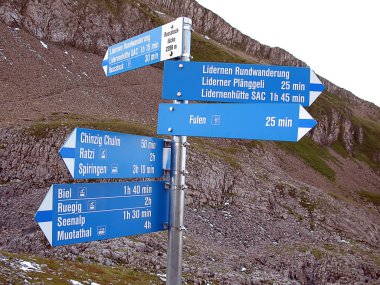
0,251 -> 164,284
309,93 -> 351,159
209,147 -> 240,169
331,140 -> 350,158
359,190 -> 380,206
311,92 -> 380,172
191,33 -> 253,63
299,187 -> 317,213
91,0 -> 163,25
282,204 -> 304,221
25,113 -> 155,138
323,243 -> 340,253
311,248 -> 324,260
309,92 -> 348,117
92,0 -> 128,19
351,116 -> 380,171
243,140 -> 264,150
189,138 -> 242,169
352,245 -> 380,268
279,137 -> 336,181
130,0 -> 164,26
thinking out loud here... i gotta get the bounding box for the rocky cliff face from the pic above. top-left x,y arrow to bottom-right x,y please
1,125 -> 380,284
141,0 -> 379,158
0,0 -> 371,100
0,0 -> 156,54
1,0 -> 378,156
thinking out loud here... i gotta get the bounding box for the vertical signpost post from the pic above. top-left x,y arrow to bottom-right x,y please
166,17 -> 192,285
158,28 -> 323,285
102,16 -> 193,284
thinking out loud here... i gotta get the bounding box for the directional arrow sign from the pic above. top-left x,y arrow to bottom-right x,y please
157,103 -> 317,142
102,17 -> 187,77
34,181 -> 169,246
59,128 -> 170,179
162,60 -> 325,107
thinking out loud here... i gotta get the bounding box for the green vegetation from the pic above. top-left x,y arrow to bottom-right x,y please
310,93 -> 380,172
209,145 -> 241,169
0,251 -> 164,284
359,190 -> 380,206
331,141 -> 349,158
190,138 -> 243,169
281,204 -> 304,221
351,116 -> 380,171
298,187 -> 316,212
349,243 -> 380,268
279,137 -> 336,181
191,33 -> 254,63
309,92 -> 348,118
275,183 -> 321,226
311,248 -> 324,260
299,187 -> 318,230
309,93 -> 353,159
91,0 -> 163,25
130,0 -> 164,26
243,140 -> 264,150
25,113 -> 155,138
323,243 -> 340,253
93,0 -> 126,18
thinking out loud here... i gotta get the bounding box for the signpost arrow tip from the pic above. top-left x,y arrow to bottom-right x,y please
34,186 -> 53,245
297,105 -> 317,141
309,70 -> 325,106
59,128 -> 77,178
102,50 -> 109,76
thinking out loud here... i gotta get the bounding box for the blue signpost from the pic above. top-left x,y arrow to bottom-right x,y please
157,103 -> 316,142
162,60 -> 325,107
34,12 -> 324,284
102,17 -> 185,77
34,181 -> 169,246
59,128 -> 170,179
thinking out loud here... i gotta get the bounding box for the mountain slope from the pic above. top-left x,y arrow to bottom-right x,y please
1,0 -> 379,171
1,0 -> 380,284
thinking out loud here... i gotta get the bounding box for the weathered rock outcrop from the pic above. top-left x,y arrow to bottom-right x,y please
1,0 -> 378,156
1,126 -> 380,283
0,0 -> 373,104
310,107 -> 364,154
0,127 -> 69,186
0,0 -> 155,54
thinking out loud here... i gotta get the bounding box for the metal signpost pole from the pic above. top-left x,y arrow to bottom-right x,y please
166,17 -> 192,285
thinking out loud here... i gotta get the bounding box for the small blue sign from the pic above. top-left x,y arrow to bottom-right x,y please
102,18 -> 185,77
162,60 -> 325,107
59,128 -> 170,179
34,181 -> 169,246
157,103 -> 317,142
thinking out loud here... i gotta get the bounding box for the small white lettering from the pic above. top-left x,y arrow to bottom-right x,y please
57,215 -> 86,227
79,148 -> 95,159
189,115 -> 206,124
57,228 -> 92,241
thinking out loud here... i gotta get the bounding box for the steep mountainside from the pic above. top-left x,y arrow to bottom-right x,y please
1,0 -> 379,169
1,0 -> 380,284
